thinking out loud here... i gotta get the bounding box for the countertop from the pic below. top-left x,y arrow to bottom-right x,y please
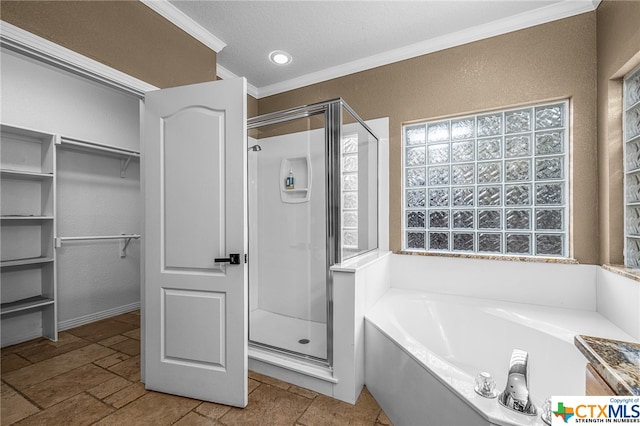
574,335 -> 640,396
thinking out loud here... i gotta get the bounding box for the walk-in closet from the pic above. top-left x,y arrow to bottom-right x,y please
1,47 -> 141,347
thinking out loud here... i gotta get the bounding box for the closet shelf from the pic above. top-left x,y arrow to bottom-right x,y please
57,137 -> 140,158
0,296 -> 55,316
282,188 -> 309,193
57,137 -> 140,178
1,169 -> 54,180
1,122 -> 58,341
1,256 -> 54,268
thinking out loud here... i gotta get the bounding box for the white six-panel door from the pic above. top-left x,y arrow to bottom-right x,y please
143,78 -> 248,406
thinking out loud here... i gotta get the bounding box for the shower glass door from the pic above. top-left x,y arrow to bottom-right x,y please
247,109 -> 329,363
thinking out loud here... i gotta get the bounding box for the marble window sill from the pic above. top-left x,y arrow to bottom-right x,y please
602,264 -> 640,283
396,250 -> 578,264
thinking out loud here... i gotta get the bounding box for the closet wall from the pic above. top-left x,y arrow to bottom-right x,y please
1,48 -> 140,344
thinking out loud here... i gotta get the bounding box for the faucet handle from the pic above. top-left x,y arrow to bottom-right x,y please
541,397 -> 553,425
474,372 -> 498,398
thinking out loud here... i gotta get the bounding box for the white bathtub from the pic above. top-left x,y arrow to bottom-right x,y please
365,288 -> 638,426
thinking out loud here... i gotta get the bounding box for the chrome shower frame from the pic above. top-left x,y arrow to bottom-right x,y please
246,98 -> 379,369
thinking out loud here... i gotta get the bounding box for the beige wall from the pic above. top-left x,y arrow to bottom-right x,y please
596,0 -> 640,265
259,13 -> 599,263
6,3 -> 635,265
0,0 -> 216,89
248,94 -> 259,118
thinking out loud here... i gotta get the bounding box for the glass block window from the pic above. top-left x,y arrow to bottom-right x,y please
624,66 -> 640,268
403,100 -> 569,257
342,133 -> 358,249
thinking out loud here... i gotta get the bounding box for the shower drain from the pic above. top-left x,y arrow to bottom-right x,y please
298,339 -> 310,344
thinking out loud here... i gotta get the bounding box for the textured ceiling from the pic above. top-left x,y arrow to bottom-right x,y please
168,1 -> 597,97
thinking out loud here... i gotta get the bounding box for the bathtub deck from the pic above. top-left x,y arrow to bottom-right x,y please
364,288 -> 639,426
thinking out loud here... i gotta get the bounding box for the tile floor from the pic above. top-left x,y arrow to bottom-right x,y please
1,311 -> 393,425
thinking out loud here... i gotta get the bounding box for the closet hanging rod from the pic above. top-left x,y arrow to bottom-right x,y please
58,137 -> 140,158
55,234 -> 141,257
56,234 -> 141,243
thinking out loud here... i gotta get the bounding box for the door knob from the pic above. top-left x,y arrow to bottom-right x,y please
214,253 -> 240,265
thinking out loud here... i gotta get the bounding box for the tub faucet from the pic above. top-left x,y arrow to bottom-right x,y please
498,349 -> 537,416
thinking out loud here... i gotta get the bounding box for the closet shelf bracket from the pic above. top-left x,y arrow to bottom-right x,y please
120,156 -> 132,178
120,235 -> 135,258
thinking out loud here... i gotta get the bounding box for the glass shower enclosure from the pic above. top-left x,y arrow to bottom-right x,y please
247,99 -> 378,366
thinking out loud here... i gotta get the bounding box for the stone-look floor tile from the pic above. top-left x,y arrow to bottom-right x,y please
288,384 -> 318,400
377,409 -> 392,425
248,378 -> 260,394
111,312 -> 140,326
248,370 -> 291,390
194,401 -> 232,420
298,387 -> 382,426
1,353 -> 32,373
13,393 -> 113,426
98,335 -> 128,348
21,364 -> 119,408
0,338 -> 49,355
1,382 -> 40,425
103,382 -> 147,409
109,337 -> 140,356
48,331 -> 85,347
107,355 -> 140,381
2,331 -> 83,359
3,344 -> 116,390
17,339 -> 91,363
66,319 -> 138,342
93,391 -> 199,426
122,328 -> 140,340
173,411 -> 221,426
220,384 -> 312,426
87,376 -> 131,400
93,352 -> 130,369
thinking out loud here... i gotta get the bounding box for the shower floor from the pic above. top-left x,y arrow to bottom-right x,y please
250,309 -> 327,359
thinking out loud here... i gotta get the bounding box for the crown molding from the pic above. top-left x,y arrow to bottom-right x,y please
0,20 -> 158,96
256,0 -> 599,98
140,0 -> 226,53
217,64 -> 259,99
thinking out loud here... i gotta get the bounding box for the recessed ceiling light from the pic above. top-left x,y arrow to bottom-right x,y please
269,50 -> 292,65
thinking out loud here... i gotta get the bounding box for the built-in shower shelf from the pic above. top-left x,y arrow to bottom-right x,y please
280,156 -> 311,204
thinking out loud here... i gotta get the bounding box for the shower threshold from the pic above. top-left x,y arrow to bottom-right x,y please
249,309 -> 327,359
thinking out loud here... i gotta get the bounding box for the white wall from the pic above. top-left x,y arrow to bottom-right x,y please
1,48 -> 141,336
1,49 -> 139,149
56,150 -> 140,324
387,254 -> 640,340
390,254 -> 598,310
249,127 -> 327,323
596,268 -> 640,340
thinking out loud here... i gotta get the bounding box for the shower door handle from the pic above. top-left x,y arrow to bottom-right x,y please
214,253 -> 240,265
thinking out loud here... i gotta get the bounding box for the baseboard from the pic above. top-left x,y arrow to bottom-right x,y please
58,302 -> 140,331
1,330 -> 45,348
